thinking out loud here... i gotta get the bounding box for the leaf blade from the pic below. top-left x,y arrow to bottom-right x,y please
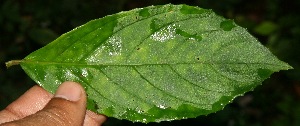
18,4 -> 292,123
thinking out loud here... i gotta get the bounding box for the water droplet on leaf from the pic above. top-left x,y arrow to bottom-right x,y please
157,104 -> 168,109
106,36 -> 122,55
81,68 -> 88,77
150,24 -> 177,42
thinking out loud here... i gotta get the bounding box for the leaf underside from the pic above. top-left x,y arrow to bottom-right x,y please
17,4 -> 291,123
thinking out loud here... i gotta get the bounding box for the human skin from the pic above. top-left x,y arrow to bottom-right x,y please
0,81 -> 107,126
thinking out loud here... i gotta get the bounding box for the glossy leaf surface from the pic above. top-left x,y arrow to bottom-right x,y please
14,4 -> 292,123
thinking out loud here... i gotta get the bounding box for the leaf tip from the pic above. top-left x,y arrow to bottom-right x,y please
5,60 -> 22,68
287,64 -> 294,70
281,62 -> 294,70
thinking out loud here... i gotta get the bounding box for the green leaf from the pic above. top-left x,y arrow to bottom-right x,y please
6,4 -> 292,123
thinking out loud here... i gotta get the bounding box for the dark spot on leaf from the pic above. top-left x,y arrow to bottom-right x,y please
87,98 -> 98,112
194,35 -> 202,41
139,8 -> 150,17
150,18 -> 162,33
176,29 -> 202,41
136,47 -> 140,50
196,57 -> 200,60
103,106 -> 115,116
257,68 -> 273,79
180,4 -> 205,15
220,20 -> 236,31
176,29 -> 190,38
95,103 -> 99,110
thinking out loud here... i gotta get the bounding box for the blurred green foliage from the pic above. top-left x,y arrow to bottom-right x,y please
1,0 -> 299,125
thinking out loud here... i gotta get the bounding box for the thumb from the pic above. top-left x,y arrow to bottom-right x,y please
17,81 -> 87,126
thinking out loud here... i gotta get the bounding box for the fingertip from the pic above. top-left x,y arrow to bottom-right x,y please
22,81 -> 87,125
85,110 -> 107,125
54,81 -> 85,102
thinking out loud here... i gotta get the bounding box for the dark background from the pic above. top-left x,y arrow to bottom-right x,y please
1,0 -> 300,125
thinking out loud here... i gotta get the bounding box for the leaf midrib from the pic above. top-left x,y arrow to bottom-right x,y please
20,60 -> 284,67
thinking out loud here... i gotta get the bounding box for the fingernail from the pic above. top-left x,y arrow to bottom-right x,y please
54,81 -> 82,101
